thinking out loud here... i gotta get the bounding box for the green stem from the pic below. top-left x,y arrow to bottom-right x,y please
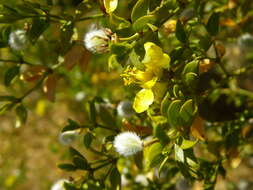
119,33 -> 140,41
96,124 -> 120,133
75,14 -> 105,22
234,88 -> 253,99
222,88 -> 253,99
89,146 -> 111,158
0,59 -> 33,66
90,159 -> 110,165
92,161 -> 112,171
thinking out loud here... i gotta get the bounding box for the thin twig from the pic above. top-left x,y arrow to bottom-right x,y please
75,14 -> 105,22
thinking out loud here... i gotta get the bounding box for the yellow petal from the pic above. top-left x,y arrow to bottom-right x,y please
142,42 -> 170,69
133,89 -> 154,113
141,76 -> 158,89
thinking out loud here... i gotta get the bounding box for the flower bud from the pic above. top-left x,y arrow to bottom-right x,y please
117,100 -> 135,118
51,179 -> 69,190
8,30 -> 28,51
58,130 -> 78,145
113,131 -> 143,157
163,19 -> 177,35
84,28 -> 112,54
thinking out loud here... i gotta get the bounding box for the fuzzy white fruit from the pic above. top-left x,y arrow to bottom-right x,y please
51,179 -> 69,190
113,132 -> 143,157
9,30 -> 28,51
84,28 -> 111,54
117,100 -> 135,118
58,130 -> 78,146
238,33 -> 253,50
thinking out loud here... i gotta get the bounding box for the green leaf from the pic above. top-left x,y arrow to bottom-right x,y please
104,0 -> 118,13
183,60 -> 199,74
160,92 -> 172,116
129,49 -> 142,69
179,99 -> 197,125
199,36 -> 212,51
28,18 -> 49,43
62,119 -> 81,132
174,144 -> 184,162
173,84 -> 180,98
110,167 -> 121,190
147,23 -> 158,32
176,20 -> 187,43
0,103 -> 15,115
184,72 -> 199,87
167,100 -> 182,127
180,138 -> 198,149
109,13 -> 131,30
110,42 -> 132,56
99,106 -> 116,127
154,125 -> 169,144
131,0 -> 149,22
15,104 -> 28,127
73,156 -> 89,170
64,182 -> 77,190
69,147 -> 84,159
145,142 -> 163,169
0,26 -> 11,48
4,66 -> 20,86
206,12 -> 220,36
83,132 -> 93,148
133,15 -> 156,31
170,47 -> 184,63
108,54 -> 121,70
58,163 -> 77,171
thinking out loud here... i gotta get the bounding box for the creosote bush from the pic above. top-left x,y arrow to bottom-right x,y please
1,0 -> 253,190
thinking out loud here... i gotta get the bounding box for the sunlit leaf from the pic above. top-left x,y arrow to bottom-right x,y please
104,0 -> 118,13
133,89 -> 154,113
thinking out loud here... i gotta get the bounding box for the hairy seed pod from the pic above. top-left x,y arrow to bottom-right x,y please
9,30 -> 28,51
113,132 -> 143,156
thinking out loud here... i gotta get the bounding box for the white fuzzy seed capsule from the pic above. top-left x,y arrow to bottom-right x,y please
117,100 -> 135,118
58,130 -> 78,146
84,28 -> 111,54
238,33 -> 253,50
51,179 -> 69,190
8,30 -> 28,51
113,131 -> 143,157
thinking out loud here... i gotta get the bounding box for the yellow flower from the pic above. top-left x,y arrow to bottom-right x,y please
142,42 -> 170,76
120,66 -> 156,88
121,42 -> 170,113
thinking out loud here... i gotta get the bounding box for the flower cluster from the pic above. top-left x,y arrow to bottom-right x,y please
121,42 -> 170,113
